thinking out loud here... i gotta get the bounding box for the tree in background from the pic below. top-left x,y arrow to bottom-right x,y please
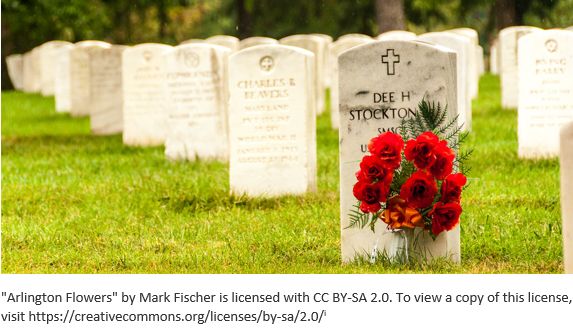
375,0 -> 407,32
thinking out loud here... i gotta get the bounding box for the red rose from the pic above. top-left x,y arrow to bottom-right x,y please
441,173 -> 467,203
367,132 -> 404,169
353,180 -> 388,213
404,132 -> 439,170
356,155 -> 393,184
399,171 -> 437,209
429,201 -> 462,235
429,141 -> 455,180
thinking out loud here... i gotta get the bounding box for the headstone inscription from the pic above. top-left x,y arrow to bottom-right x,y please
163,43 -> 230,161
517,30 -> 573,158
6,54 -> 24,90
122,43 -> 173,146
561,122 -> 573,274
88,45 -> 127,135
280,34 -> 328,114
54,44 -> 75,113
338,40 -> 459,263
228,45 -> 317,196
499,26 -> 542,109
70,41 -> 112,117
418,32 -> 472,131
40,40 -> 73,96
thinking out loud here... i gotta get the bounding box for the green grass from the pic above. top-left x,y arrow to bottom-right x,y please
1,74 -> 563,273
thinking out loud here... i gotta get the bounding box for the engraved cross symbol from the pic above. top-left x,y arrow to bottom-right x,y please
260,56 -> 274,71
381,49 -> 400,75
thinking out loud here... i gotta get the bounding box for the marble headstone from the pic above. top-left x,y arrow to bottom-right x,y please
338,34 -> 373,42
517,30 -> 573,158
54,44 -> 75,112
205,35 -> 239,52
88,45 -> 126,135
70,41 -> 112,117
280,34 -> 327,114
376,30 -> 417,41
180,39 -> 205,45
561,122 -> 573,274
490,39 -> 499,74
329,36 -> 373,129
40,41 -> 73,96
228,45 -> 317,196
122,43 -> 173,146
499,26 -> 542,109
310,33 -> 333,88
239,37 -> 278,50
163,44 -> 230,161
419,32 -> 472,131
447,28 -> 479,99
22,52 -> 34,93
6,54 -> 23,90
339,40 -> 459,263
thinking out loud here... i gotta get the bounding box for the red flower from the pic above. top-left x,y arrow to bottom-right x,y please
404,132 -> 439,170
429,202 -> 462,235
441,173 -> 467,203
353,180 -> 388,213
429,141 -> 455,180
399,171 -> 437,209
356,155 -> 393,184
367,132 -> 404,169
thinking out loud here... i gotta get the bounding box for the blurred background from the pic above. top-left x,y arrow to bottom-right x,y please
2,0 -> 572,89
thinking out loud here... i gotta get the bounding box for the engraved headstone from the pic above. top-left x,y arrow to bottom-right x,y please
40,41 -> 73,96
329,36 -> 373,129
518,30 -> 573,158
6,54 -> 24,90
205,35 -> 239,52
419,31 -> 473,131
122,43 -> 173,146
280,34 -> 328,114
376,30 -> 416,41
239,36 -> 278,50
561,122 -> 573,274
499,26 -> 542,108
228,45 -> 317,196
311,33 -> 333,88
163,44 -> 230,161
70,41 -> 111,117
88,45 -> 126,135
54,44 -> 75,112
339,41 -> 459,262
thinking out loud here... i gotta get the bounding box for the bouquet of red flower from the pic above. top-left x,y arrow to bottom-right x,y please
349,100 -> 470,238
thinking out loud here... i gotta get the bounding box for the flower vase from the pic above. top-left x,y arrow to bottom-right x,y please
386,228 -> 413,263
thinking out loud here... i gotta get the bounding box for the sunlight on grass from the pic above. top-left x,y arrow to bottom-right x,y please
1,76 -> 563,273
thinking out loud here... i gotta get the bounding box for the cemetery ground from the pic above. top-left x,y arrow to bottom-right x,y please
1,74 -> 562,273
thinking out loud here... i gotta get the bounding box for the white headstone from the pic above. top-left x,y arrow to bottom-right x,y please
205,35 -> 239,52
490,39 -> 499,74
448,28 -> 480,99
280,34 -> 328,114
122,43 -> 173,146
6,54 -> 24,90
54,44 -> 75,112
70,41 -> 111,117
499,26 -> 542,108
180,39 -> 204,44
339,40 -> 459,263
329,37 -> 373,129
518,30 -> 573,158
376,30 -> 417,41
476,45 -> 485,76
39,40 -> 73,96
239,36 -> 278,50
22,51 -> 34,93
163,44 -> 230,161
418,32 -> 473,131
310,33 -> 333,88
88,45 -> 126,135
337,33 -> 372,42
30,47 -> 43,93
561,122 -> 573,274
228,45 -> 317,196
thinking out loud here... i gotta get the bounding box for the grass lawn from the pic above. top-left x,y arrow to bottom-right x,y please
1,74 -> 563,273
